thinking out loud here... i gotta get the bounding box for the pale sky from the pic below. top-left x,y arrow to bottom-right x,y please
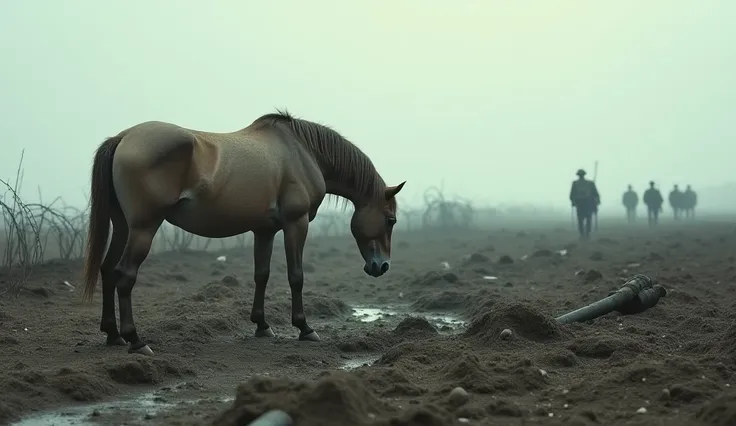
1,1 -> 734,212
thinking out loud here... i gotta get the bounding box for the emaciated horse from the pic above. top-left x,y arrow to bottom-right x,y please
82,110 -> 405,356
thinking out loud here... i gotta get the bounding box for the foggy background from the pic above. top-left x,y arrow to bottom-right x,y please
1,1 -> 735,216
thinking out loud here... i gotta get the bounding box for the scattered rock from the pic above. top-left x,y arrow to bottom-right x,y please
498,255 -> 514,265
448,386 -> 469,406
584,269 -> 603,282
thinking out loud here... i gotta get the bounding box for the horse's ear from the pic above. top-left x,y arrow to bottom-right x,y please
385,181 -> 406,200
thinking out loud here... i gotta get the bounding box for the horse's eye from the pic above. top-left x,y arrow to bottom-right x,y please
387,217 -> 397,226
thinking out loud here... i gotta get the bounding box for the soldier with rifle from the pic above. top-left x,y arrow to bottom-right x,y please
569,169 -> 600,240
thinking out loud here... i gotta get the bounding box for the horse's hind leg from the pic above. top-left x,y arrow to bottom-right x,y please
250,230 -> 276,337
99,210 -> 128,346
115,221 -> 162,356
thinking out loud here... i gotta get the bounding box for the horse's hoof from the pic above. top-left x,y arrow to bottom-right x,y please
128,344 -> 154,356
106,336 -> 127,346
299,331 -> 320,342
255,327 -> 276,338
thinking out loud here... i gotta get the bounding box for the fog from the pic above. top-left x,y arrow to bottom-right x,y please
1,1 -> 735,215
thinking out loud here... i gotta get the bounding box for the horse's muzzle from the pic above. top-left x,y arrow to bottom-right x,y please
364,258 -> 390,277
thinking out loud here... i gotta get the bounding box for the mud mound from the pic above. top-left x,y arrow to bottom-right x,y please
304,295 -> 351,318
50,367 -> 115,401
568,335 -> 645,359
214,372 -> 393,426
191,279 -> 239,301
157,292 -> 242,343
353,367 -> 427,397
392,316 -> 438,338
104,356 -> 189,385
717,322 -> 736,362
440,353 -> 547,395
404,271 -> 461,287
375,339 -> 457,370
464,301 -> 560,343
0,367 -> 116,424
411,291 -> 467,311
335,330 -> 392,353
386,405 -> 455,426
695,391 -> 736,425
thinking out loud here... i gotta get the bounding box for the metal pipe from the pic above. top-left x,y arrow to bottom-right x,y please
555,274 -> 665,325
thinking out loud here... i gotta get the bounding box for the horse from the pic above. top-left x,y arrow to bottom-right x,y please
82,110 -> 406,356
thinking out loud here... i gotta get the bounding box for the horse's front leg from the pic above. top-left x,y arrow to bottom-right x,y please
250,230 -> 276,337
282,215 -> 319,341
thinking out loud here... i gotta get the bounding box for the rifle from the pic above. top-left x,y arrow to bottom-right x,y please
592,160 -> 599,231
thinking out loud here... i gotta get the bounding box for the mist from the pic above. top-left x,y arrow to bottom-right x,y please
1,1 -> 735,215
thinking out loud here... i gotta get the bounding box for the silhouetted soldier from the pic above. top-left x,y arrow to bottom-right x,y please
683,185 -> 697,219
669,185 -> 683,220
569,169 -> 600,239
643,181 -> 663,227
621,185 -> 638,223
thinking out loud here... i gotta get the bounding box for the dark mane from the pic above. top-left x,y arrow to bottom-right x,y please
254,109 -> 389,206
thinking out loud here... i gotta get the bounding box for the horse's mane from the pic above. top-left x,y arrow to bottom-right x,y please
254,109 -> 392,208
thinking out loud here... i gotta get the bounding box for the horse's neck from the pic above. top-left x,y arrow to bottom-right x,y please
312,146 -> 379,206
323,178 -> 371,206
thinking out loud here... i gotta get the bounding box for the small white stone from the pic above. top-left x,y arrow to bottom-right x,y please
636,407 -> 647,414
216,255 -> 227,262
449,387 -> 469,406
548,412 -> 554,417
539,369 -> 548,377
500,329 -> 513,339
458,418 -> 470,423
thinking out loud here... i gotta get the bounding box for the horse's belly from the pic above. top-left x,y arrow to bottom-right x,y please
165,196 -> 275,238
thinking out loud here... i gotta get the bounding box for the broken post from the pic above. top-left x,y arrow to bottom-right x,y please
555,274 -> 666,325
247,410 -> 294,426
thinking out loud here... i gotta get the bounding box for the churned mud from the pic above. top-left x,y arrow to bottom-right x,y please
1,218 -> 736,425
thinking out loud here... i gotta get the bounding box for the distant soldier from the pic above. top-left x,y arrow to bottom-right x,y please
683,184 -> 697,218
569,169 -> 600,239
643,181 -> 664,226
669,185 -> 683,220
621,185 -> 638,223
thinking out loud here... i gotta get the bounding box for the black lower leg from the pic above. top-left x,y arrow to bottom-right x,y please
250,231 -> 275,337
250,273 -> 273,336
282,216 -> 318,341
117,282 -> 146,350
288,271 -> 314,338
100,270 -> 125,345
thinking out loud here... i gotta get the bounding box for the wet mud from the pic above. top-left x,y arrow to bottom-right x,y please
1,219 -> 736,425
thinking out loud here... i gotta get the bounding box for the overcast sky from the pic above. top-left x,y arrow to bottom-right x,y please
1,1 -> 734,212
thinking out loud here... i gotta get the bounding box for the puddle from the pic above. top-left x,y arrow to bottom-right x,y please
351,306 -> 465,330
340,355 -> 381,370
13,387 -> 233,426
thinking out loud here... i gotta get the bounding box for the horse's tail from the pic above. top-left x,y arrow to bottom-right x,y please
82,135 -> 124,303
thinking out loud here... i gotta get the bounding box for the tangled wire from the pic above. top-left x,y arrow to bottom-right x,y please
421,186 -> 474,229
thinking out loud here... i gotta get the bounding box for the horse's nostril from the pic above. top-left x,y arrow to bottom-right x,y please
380,262 -> 390,274
370,261 -> 380,276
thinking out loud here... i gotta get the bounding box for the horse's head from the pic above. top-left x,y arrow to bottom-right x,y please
351,181 -> 405,277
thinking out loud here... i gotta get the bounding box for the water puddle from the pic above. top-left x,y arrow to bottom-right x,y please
351,306 -> 465,330
340,355 -> 381,370
13,386 -> 233,426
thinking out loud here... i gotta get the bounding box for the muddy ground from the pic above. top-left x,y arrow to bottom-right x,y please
1,217 -> 736,426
